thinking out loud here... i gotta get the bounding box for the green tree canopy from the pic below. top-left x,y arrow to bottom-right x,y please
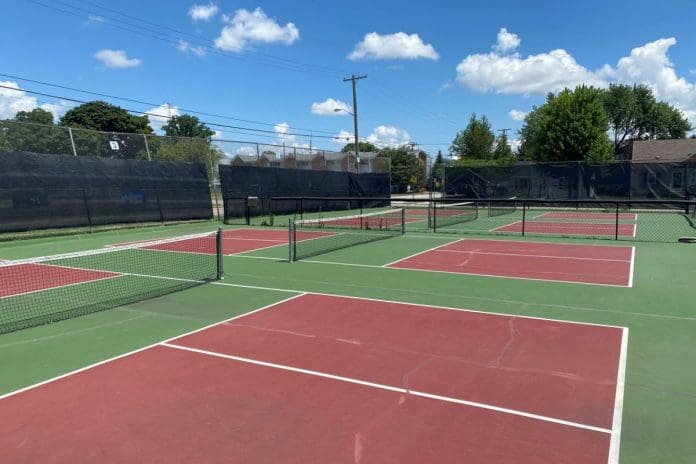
15,108 -> 54,125
59,101 -> 153,134
492,132 -> 515,162
429,150 -> 446,190
450,114 -> 495,160
382,146 -> 424,190
519,86 -> 613,162
603,84 -> 692,154
162,114 -> 215,138
341,141 -> 377,153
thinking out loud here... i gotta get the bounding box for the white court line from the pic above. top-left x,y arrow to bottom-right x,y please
161,342 -> 612,435
632,223 -> 637,238
382,240 -> 462,268
435,249 -> 632,263
233,254 -> 632,288
608,327 -> 629,464
0,274 -> 123,300
628,247 -> 636,288
210,283 -> 627,330
0,293 -> 307,402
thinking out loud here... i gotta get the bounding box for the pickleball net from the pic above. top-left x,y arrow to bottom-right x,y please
0,229 -> 223,334
289,208 -> 405,261
431,201 -> 479,231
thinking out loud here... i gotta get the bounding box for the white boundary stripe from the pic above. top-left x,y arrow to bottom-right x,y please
491,221 -> 635,238
628,247 -> 636,288
0,293 -> 307,402
535,212 -> 638,221
382,240 -> 461,268
0,274 -> 124,300
232,254 -> 632,288
161,342 -> 611,434
210,283 -> 626,330
608,327 -> 629,463
435,249 -> 632,263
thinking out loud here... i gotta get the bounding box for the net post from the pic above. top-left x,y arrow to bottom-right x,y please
433,200 -> 438,232
216,226 -> 224,280
401,207 -> 406,235
615,202 -> 620,241
288,218 -> 296,262
521,200 -> 526,236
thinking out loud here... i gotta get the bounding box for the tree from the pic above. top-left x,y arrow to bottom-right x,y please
492,132 -> 515,162
60,101 -> 153,134
519,86 -> 613,162
162,114 -> 215,138
15,108 -> 54,125
603,84 -> 692,154
341,141 -> 377,153
450,114 -> 495,160
382,146 -> 424,191
429,150 -> 446,190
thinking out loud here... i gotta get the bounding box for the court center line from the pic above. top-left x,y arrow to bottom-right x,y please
161,342 -> 612,435
628,247 -> 636,288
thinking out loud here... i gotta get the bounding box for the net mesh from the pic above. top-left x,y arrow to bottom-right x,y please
488,197 -> 518,217
290,209 -> 405,261
432,201 -> 478,230
0,231 -> 221,334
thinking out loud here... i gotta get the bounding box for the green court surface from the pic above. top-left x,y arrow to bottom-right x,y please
1,220 -> 695,463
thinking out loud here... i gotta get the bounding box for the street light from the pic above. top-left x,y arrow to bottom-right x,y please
334,107 -> 360,171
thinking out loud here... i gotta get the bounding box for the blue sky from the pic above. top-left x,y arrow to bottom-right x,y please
1,0 -> 695,156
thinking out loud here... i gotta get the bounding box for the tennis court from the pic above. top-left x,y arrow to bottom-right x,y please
492,221 -> 637,237
387,239 -> 634,286
0,206 -> 694,463
0,293 -> 627,463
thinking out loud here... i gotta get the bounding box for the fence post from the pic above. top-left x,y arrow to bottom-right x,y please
143,134 -> 152,161
615,202 -> 620,240
155,189 -> 164,224
68,127 -> 78,157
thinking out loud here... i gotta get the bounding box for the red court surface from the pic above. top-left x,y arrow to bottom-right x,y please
493,221 -> 637,237
387,239 -> 634,286
536,212 -> 637,221
0,263 -> 119,298
0,294 -> 627,464
142,229 -> 333,256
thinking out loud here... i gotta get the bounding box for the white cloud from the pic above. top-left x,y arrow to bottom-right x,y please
311,98 -> 351,116
188,3 -> 219,21
456,31 -> 696,127
613,38 -> 696,126
177,40 -> 207,57
690,69 -> 696,76
456,48 -> 610,94
508,109 -> 528,121
145,103 -> 179,132
493,28 -> 520,53
0,81 -> 71,121
348,32 -> 439,61
94,49 -> 142,68
367,125 -> 411,148
214,8 -> 299,52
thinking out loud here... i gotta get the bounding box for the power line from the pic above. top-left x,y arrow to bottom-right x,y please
0,84 -> 346,141
0,72 -> 338,135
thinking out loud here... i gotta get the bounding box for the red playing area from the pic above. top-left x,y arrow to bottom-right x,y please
388,239 -> 634,286
0,263 -> 120,298
143,229 -> 333,256
493,221 -> 636,237
0,294 -> 626,463
537,212 -> 637,221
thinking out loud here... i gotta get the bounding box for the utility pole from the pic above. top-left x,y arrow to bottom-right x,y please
497,128 -> 512,137
343,74 -> 367,173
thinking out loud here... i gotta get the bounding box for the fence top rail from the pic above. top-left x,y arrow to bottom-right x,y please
259,196 -> 696,206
